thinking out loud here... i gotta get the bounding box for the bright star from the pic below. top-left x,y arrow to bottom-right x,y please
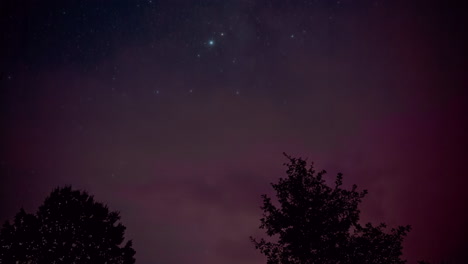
208,40 -> 214,46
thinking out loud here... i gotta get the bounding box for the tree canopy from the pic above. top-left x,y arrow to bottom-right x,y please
251,154 -> 411,264
0,186 -> 135,264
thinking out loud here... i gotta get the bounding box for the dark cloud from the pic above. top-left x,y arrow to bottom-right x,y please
1,1 -> 467,264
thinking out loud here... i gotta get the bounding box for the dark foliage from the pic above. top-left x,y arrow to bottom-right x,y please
0,186 -> 135,264
251,153 -> 411,264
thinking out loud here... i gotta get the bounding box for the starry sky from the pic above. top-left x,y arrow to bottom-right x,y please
1,0 -> 467,263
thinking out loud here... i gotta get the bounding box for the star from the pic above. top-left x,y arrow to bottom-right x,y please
208,40 -> 214,46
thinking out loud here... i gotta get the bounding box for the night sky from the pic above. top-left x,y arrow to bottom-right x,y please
1,0 -> 467,263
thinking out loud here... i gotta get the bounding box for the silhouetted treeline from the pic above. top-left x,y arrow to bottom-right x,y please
251,153 -> 411,264
0,186 -> 135,264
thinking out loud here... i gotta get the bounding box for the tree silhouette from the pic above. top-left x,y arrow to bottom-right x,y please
0,186 -> 135,264
251,153 -> 411,264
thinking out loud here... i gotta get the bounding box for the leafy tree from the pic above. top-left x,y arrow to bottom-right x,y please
250,153 -> 411,264
0,186 -> 135,264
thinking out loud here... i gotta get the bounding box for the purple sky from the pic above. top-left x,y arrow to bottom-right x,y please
1,1 -> 467,263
